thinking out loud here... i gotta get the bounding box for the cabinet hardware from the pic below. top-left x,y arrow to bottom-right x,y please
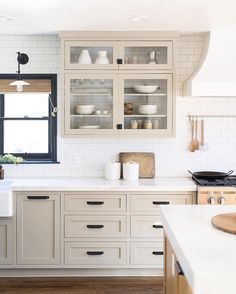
87,225 -> 104,229
152,251 -> 164,256
87,251 -> 104,256
152,201 -> 170,205
27,196 -> 49,200
152,224 -> 163,229
175,260 -> 184,275
117,59 -> 123,64
86,201 -> 104,205
116,124 -> 122,129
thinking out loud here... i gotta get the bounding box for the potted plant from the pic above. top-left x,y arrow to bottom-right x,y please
0,154 -> 24,180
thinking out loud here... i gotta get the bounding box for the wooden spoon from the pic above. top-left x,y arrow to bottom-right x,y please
199,118 -> 208,151
189,119 -> 195,152
193,119 -> 199,150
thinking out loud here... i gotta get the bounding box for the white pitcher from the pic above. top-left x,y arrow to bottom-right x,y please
78,49 -> 92,64
95,51 -> 110,64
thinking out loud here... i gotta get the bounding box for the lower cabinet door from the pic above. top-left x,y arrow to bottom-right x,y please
16,194 -> 60,265
0,219 -> 13,265
65,241 -> 127,265
131,242 -> 163,266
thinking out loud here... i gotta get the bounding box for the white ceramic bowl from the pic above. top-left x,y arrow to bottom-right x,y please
79,125 -> 101,129
133,85 -> 158,94
138,105 -> 158,115
75,105 -> 95,115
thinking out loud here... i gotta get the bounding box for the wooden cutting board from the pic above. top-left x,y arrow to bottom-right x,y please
119,152 -> 155,178
211,213 -> 236,234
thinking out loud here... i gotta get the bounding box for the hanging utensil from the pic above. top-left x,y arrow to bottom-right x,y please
193,118 -> 199,150
189,118 -> 195,152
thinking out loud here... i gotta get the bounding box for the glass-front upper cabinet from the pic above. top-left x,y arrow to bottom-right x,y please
119,74 -> 173,135
119,41 -> 173,70
64,73 -> 118,135
64,41 -> 119,70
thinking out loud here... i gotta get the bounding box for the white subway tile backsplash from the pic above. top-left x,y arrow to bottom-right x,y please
0,34 -> 236,178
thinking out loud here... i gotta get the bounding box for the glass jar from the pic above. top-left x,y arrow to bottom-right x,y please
144,119 -> 153,129
131,120 -> 138,129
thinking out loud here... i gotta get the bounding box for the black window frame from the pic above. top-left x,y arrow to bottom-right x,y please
0,73 -> 57,163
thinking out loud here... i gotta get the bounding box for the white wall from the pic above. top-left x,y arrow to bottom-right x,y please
1,34 -> 236,178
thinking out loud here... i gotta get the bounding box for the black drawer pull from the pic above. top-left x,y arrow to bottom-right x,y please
27,196 -> 49,200
153,224 -> 163,229
175,261 -> 184,275
152,201 -> 170,205
87,201 -> 104,205
152,251 -> 164,256
87,251 -> 104,256
87,225 -> 104,229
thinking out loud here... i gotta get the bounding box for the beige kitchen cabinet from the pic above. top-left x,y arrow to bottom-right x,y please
60,31 -> 176,137
61,36 -> 174,71
0,219 -> 13,265
165,236 -> 193,294
64,72 -> 174,136
16,193 -> 60,265
130,192 -> 194,270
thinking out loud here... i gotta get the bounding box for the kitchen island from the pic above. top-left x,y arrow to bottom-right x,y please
160,205 -> 236,294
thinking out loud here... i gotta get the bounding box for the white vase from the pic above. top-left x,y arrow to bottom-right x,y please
78,50 -> 92,64
95,51 -> 110,64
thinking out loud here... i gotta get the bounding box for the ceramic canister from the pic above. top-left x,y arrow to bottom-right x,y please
123,161 -> 139,181
104,161 -> 121,180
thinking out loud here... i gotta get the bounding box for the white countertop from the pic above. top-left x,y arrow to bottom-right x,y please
160,205 -> 236,294
0,177 -> 196,192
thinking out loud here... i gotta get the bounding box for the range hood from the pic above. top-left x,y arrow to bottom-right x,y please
183,30 -> 236,97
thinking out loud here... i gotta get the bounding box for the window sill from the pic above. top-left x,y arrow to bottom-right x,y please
1,161 -> 60,165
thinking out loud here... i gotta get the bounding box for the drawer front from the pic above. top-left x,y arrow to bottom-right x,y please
131,242 -> 164,265
64,194 -> 127,212
65,215 -> 127,238
131,194 -> 190,212
131,215 -> 163,238
65,241 -> 127,265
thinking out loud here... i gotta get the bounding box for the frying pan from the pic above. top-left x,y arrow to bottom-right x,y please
188,170 -> 233,180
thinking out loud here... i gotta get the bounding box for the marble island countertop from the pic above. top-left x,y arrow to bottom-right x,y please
0,177 -> 197,192
160,205 -> 236,294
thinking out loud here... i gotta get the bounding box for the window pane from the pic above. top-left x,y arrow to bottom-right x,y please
4,93 -> 49,117
4,121 -> 48,153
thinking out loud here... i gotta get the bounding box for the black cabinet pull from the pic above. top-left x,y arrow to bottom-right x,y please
27,196 -> 49,200
87,225 -> 104,229
87,251 -> 104,256
152,251 -> 164,256
175,261 -> 184,275
87,201 -> 104,205
117,58 -> 123,64
152,201 -> 170,205
116,124 -> 122,129
152,224 -> 163,229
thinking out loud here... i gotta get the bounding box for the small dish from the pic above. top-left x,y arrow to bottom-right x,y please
133,85 -> 158,94
102,110 -> 108,115
95,110 -> 101,115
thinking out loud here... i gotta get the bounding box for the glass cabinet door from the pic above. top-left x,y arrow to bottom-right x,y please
64,41 -> 119,70
119,41 -> 173,70
119,74 -> 173,135
64,73 -> 118,135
